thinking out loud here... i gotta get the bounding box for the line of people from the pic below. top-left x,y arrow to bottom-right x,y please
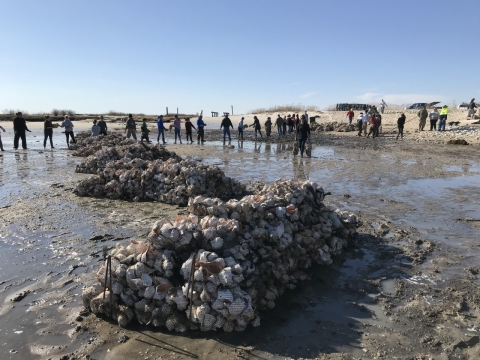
0,112 -> 82,150
355,106 -> 383,139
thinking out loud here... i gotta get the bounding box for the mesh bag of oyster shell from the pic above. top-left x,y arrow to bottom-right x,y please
75,142 -> 180,174
82,179 -> 357,332
70,132 -> 135,154
74,157 -> 245,204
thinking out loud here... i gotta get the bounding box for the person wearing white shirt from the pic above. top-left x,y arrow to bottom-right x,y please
237,117 -> 245,140
362,112 -> 369,136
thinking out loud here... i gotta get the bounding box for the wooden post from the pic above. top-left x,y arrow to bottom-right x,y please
231,105 -> 233,115
177,107 -> 178,115
166,107 -> 168,115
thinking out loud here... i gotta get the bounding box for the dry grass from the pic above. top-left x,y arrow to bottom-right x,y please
250,104 -> 320,114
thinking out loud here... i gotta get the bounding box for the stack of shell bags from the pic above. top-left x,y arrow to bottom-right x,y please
74,157 -> 245,205
75,142 -> 179,174
70,132 -> 135,155
82,179 -> 357,332
311,122 -> 356,132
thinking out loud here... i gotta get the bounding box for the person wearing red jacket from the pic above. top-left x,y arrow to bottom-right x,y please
346,109 -> 354,125
366,115 -> 379,138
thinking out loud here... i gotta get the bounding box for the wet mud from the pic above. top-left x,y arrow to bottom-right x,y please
1,129 -> 480,359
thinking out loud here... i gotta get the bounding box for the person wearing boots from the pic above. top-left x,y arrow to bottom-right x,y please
61,114 -> 76,146
44,115 -> 55,148
13,111 -> 31,150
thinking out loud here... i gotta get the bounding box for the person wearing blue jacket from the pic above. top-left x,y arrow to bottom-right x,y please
157,115 -> 166,144
196,115 -> 207,143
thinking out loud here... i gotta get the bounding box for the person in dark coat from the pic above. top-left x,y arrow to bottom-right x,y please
43,115 -> 55,149
396,113 -> 406,140
264,117 -> 272,137
185,118 -> 197,143
250,116 -> 263,139
98,116 -> 108,136
13,112 -> 31,150
220,115 -> 234,141
296,116 -> 311,157
0,125 -> 5,151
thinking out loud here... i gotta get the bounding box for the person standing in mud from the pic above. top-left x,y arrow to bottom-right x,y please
264,117 -> 272,137
91,119 -> 100,137
294,114 -> 300,130
220,115 -> 233,142
417,105 -> 428,131
438,105 -> 449,131
97,115 -> 107,136
13,112 -> 31,150
346,108 -> 354,125
376,112 -> 382,136
185,118 -> 196,143
296,115 -> 311,157
196,115 -> 206,143
380,99 -> 387,114
282,115 -> 287,134
429,107 -> 439,131
125,114 -> 137,140
467,98 -> 477,119
396,113 -> 406,140
250,116 -> 263,139
156,115 -> 166,144
275,114 -> 283,135
140,118 -> 151,143
287,115 -> 294,133
366,114 -> 379,138
237,117 -> 245,140
60,114 -> 76,146
171,115 -> 182,144
361,111 -> 369,136
0,125 -> 5,151
357,112 -> 364,136
43,115 -> 55,149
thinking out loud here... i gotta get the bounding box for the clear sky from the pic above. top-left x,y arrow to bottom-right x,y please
1,0 -> 478,115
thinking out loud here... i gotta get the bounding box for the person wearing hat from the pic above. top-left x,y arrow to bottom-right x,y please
140,118 -> 151,143
438,105 -> 449,131
13,111 -> 31,150
264,117 -> 272,137
468,98 -> 477,119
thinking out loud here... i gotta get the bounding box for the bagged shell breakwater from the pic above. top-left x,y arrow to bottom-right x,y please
73,139 -> 244,204
82,179 -> 357,332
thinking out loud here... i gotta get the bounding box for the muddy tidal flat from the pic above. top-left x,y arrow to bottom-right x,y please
1,129 -> 480,360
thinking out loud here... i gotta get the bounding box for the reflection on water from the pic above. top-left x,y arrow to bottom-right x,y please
14,151 -> 29,179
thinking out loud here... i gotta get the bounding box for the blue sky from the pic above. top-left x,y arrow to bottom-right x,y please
1,0 -> 478,115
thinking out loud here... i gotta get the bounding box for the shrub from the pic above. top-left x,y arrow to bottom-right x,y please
250,104 -> 320,114
52,108 -> 60,116
108,110 -> 128,116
